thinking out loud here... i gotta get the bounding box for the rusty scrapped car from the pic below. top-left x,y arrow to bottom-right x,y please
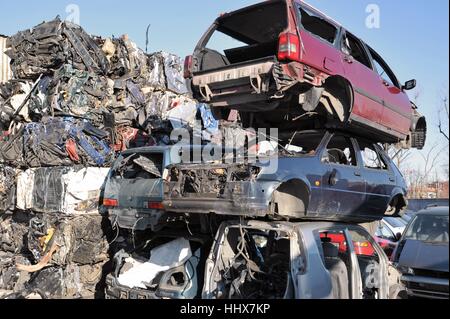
184,0 -> 426,149
163,130 -> 408,223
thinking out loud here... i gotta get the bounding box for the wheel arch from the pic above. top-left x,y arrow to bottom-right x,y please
386,192 -> 408,216
270,178 -> 312,219
321,75 -> 355,123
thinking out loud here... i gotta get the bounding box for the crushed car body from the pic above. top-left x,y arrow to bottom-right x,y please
185,0 -> 426,149
105,231 -> 212,299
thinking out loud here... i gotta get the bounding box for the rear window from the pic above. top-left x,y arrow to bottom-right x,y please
298,5 -> 338,44
113,153 -> 164,179
283,132 -> 324,155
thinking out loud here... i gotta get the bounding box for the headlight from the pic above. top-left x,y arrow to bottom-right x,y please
397,265 -> 414,275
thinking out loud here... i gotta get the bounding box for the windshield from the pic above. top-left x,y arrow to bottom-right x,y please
404,214 -> 449,243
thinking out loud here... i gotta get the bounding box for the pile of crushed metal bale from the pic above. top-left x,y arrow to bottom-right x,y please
0,18 -> 208,299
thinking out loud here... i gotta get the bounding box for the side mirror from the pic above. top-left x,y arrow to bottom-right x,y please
402,79 -> 416,91
395,233 -> 402,242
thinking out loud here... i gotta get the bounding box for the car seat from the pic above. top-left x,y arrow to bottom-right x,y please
322,242 -> 350,299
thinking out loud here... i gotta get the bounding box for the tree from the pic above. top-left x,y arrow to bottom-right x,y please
438,95 -> 449,141
405,143 -> 448,198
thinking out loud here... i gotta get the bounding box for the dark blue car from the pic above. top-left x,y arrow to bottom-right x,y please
164,130 -> 408,223
392,206 -> 449,299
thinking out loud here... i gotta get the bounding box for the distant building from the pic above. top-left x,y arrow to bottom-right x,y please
0,34 -> 12,83
409,181 -> 449,199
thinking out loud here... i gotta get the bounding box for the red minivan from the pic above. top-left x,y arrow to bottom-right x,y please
185,0 -> 426,149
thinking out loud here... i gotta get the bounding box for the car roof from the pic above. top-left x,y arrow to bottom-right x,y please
223,220 -> 367,233
416,206 -> 449,216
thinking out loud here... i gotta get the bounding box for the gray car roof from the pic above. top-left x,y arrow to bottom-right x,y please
416,206 -> 449,216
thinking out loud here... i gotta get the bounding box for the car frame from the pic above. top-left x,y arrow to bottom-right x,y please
202,220 -> 390,299
164,130 -> 408,223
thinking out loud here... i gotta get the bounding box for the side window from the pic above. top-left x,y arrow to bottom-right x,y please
322,135 -> 357,166
368,47 -> 400,88
298,5 -> 338,44
341,33 -> 372,69
358,142 -> 388,170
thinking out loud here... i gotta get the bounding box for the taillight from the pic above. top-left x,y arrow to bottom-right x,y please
103,199 -> 118,207
184,55 -> 193,79
146,202 -> 164,210
278,33 -> 300,62
355,241 -> 370,248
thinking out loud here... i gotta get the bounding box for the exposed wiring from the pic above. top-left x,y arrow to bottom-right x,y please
185,218 -> 193,236
131,217 -> 144,249
108,216 -> 120,245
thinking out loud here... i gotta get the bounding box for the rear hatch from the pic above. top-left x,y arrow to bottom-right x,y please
189,0 -> 290,109
103,149 -> 168,230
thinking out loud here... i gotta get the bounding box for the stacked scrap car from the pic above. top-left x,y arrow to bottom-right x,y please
184,0 -> 426,150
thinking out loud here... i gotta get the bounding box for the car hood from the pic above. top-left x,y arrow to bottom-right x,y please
398,239 -> 449,273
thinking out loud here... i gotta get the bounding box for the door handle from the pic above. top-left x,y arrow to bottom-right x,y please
389,177 -> 395,182
329,170 -> 339,186
344,56 -> 354,64
354,171 -> 361,177
382,80 -> 390,87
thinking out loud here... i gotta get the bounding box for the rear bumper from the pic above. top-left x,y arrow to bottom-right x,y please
107,208 -> 168,231
401,275 -> 449,299
163,197 -> 268,217
192,58 -> 300,110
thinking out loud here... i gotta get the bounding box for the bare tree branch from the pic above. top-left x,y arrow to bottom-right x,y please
438,96 -> 449,141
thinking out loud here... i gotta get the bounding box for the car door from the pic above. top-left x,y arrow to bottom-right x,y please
346,227 -> 389,299
316,226 -> 363,299
366,46 -> 412,138
339,31 -> 384,127
355,139 -> 395,219
320,133 -> 366,218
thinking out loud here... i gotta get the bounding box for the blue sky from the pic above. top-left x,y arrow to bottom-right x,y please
1,0 -> 449,176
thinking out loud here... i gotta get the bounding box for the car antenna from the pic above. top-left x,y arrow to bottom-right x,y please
145,24 -> 151,54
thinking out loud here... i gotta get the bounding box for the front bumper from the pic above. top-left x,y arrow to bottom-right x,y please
401,275 -> 449,299
105,275 -> 160,300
